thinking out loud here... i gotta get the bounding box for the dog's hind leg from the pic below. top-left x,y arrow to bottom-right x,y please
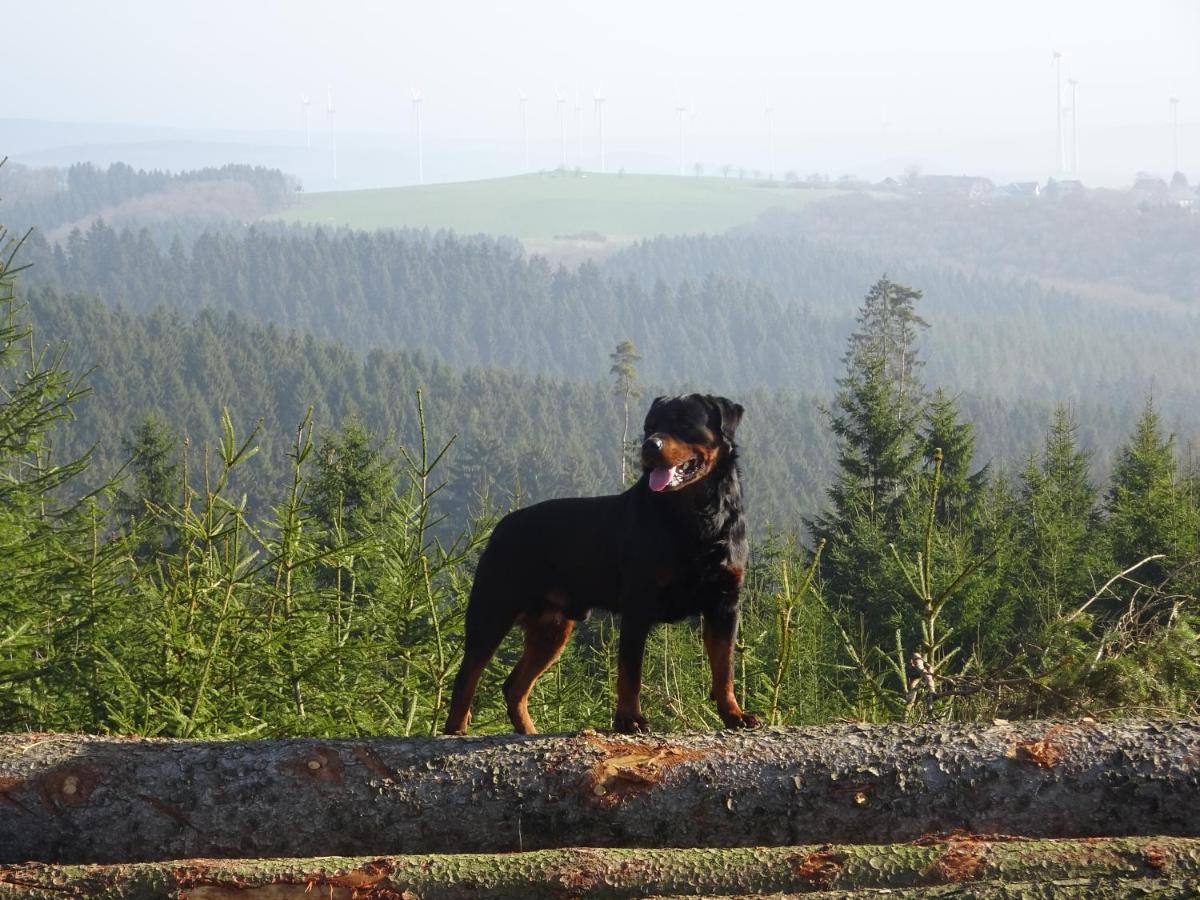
443,598 -> 517,735
502,610 -> 575,734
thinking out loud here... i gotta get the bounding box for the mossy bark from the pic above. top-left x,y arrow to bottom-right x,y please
2,720 -> 1198,864
2,838 -> 1199,898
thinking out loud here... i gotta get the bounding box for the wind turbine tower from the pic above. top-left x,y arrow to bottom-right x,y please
594,88 -> 606,173
675,104 -> 687,176
519,91 -> 529,172
326,85 -> 337,181
556,89 -> 567,169
301,94 -> 311,148
575,90 -> 583,165
1170,94 -> 1181,174
1052,50 -> 1065,174
765,103 -> 776,179
411,88 -> 424,185
1068,77 -> 1079,176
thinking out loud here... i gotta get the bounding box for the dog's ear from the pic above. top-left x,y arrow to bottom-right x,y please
708,395 -> 744,443
643,395 -> 669,432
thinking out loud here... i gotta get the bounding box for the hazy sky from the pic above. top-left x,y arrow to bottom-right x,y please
9,0 -> 1200,184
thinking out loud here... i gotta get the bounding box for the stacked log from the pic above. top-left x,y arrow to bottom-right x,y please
1,720 -> 1197,897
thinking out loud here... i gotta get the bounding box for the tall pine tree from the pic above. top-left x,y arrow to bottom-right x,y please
809,277 -> 929,634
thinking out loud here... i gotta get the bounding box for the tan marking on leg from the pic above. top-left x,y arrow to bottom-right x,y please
700,619 -> 744,724
503,612 -> 574,734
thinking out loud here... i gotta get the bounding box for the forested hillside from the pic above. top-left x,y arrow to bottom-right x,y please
604,231 -> 1200,404
749,188 -> 1200,305
21,284 -> 1172,535
19,221 -> 1200,419
26,287 -> 838,528
0,161 -> 295,239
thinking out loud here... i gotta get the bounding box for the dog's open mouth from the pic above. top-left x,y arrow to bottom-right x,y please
648,455 -> 703,492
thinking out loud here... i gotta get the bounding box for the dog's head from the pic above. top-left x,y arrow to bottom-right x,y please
640,394 -> 744,493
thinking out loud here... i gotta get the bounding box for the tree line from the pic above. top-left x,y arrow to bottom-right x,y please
0,160 -> 296,237
17,220 -> 1200,416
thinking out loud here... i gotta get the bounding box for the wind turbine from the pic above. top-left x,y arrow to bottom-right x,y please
326,85 -> 337,181
555,89 -> 567,169
1052,50 -> 1065,174
594,88 -> 606,173
1067,77 -> 1079,177
574,90 -> 583,165
675,103 -> 687,176
765,102 -> 776,180
1170,93 -> 1181,174
300,93 -> 311,148
519,91 -> 529,172
411,87 -> 423,185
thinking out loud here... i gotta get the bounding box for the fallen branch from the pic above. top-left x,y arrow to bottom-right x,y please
2,720 -> 1198,864
3,838 -> 1200,899
1067,554 -> 1166,623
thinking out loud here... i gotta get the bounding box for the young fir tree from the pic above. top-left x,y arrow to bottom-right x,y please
307,416 -> 396,540
0,222 -> 130,732
1016,406 -> 1106,625
116,413 -> 182,557
1105,399 -> 1199,589
921,389 -> 988,524
888,388 -> 995,644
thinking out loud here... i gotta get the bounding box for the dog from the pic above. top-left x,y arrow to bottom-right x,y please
443,393 -> 757,735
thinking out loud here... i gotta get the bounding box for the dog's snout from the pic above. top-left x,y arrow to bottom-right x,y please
642,435 -> 664,455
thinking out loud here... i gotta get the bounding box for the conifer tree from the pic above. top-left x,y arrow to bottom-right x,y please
308,416 -> 396,539
809,277 -> 929,635
1016,406 -> 1105,623
921,389 -> 987,524
116,413 -> 182,557
609,338 -> 642,485
1105,399 -> 1199,588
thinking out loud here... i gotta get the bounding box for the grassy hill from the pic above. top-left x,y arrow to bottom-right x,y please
268,172 -> 844,254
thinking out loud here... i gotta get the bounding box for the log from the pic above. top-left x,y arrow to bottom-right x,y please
2,838 -> 1200,898
1,720 -> 1198,864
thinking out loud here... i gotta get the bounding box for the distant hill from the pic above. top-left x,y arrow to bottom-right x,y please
266,173 -> 848,256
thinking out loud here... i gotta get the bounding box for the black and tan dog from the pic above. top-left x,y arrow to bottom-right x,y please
443,393 -> 756,735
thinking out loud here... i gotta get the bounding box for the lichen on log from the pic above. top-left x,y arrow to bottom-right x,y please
1,719 -> 1198,864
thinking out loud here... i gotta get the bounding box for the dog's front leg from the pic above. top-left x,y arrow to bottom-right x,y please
613,615 -> 652,733
703,608 -> 761,729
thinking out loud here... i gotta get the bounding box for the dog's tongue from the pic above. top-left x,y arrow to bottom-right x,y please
649,466 -> 675,492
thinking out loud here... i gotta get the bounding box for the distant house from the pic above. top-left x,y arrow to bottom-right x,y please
874,176 -> 902,193
1131,175 -> 1169,196
1044,179 -> 1084,198
909,174 -> 994,200
997,181 -> 1041,198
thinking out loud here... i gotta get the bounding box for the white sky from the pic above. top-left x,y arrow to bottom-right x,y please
8,0 -> 1200,183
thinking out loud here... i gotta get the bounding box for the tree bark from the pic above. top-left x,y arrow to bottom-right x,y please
1,720 -> 1198,864
2,838 -> 1200,899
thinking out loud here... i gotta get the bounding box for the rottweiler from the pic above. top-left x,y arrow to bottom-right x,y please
442,393 -> 756,735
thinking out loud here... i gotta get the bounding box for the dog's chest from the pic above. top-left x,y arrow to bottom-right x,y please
648,549 -> 742,621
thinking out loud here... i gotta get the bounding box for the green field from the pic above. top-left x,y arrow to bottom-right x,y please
269,173 -> 842,250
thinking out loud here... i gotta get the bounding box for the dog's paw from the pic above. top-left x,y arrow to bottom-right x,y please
612,712 -> 650,734
722,710 -> 762,730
